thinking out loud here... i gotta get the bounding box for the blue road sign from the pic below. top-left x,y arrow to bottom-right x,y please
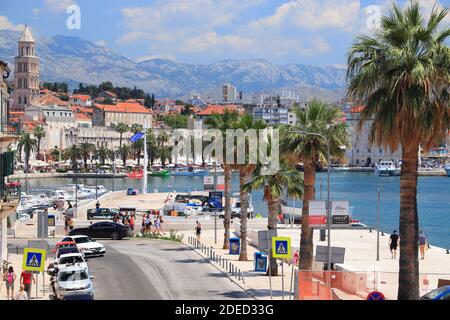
22,248 -> 46,272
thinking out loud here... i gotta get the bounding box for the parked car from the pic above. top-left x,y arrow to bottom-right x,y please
56,253 -> 89,273
55,266 -> 94,300
61,235 -> 106,257
54,246 -> 84,262
69,221 -> 131,240
86,208 -> 119,220
421,286 -> 450,300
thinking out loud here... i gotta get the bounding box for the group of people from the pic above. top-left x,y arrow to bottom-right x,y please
388,229 -> 429,260
141,214 -> 164,235
2,267 -> 35,300
113,213 -> 136,231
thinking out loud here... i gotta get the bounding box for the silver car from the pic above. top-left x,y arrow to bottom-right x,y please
56,266 -> 94,299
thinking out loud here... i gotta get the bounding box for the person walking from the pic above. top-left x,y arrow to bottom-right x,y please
195,221 -> 202,241
129,214 -> 135,232
389,230 -> 399,259
418,230 -> 428,260
20,270 -> 35,300
65,203 -> 74,235
14,285 -> 28,300
3,266 -> 16,300
159,214 -> 164,234
154,217 -> 162,235
145,214 -> 152,234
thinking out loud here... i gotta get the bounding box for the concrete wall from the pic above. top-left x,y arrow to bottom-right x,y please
0,217 -> 7,262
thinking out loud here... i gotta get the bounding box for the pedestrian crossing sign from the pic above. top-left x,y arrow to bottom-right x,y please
22,248 -> 46,272
272,237 -> 291,259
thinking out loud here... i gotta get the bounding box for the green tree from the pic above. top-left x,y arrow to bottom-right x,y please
32,125 -> 46,159
99,81 -> 114,92
283,100 -> 348,271
146,129 -> 157,166
346,1 -> 450,300
79,142 -> 95,170
157,131 -> 170,147
95,145 -> 112,166
63,145 -> 82,171
244,161 -> 304,276
115,122 -> 129,148
117,144 -> 131,167
17,132 -> 37,173
49,146 -> 61,162
204,110 -> 239,249
229,115 -> 267,261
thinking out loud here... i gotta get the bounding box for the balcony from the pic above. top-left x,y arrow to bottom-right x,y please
0,186 -> 20,219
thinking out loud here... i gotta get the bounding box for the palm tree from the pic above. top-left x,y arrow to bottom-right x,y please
283,100 -> 348,271
204,110 -> 239,249
157,131 -> 170,147
17,132 -> 37,173
63,145 -> 81,171
146,129 -> 158,166
115,122 -> 129,148
346,1 -> 450,300
33,126 -> 45,160
132,138 -> 144,165
49,146 -> 61,162
117,144 -> 131,167
230,115 -> 267,261
158,145 -> 172,167
79,142 -> 95,170
245,161 -> 304,275
130,123 -> 143,134
95,145 -> 111,166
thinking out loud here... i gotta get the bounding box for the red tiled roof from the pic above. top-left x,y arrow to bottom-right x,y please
71,106 -> 93,114
40,94 -> 68,106
94,102 -> 152,114
103,91 -> 117,97
9,111 -> 25,116
196,104 -> 242,116
75,112 -> 91,122
349,105 -> 365,113
70,94 -> 91,102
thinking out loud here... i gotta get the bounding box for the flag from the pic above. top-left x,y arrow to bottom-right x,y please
130,132 -> 144,143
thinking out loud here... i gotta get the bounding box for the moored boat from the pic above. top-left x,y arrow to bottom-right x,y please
375,161 -> 401,176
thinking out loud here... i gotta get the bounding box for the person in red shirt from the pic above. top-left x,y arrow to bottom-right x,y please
20,270 -> 35,300
129,214 -> 135,232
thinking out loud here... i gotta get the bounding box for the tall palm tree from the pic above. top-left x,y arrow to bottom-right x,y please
95,145 -> 111,166
283,100 -> 348,271
63,145 -> 82,171
130,123 -> 143,135
79,142 -> 95,170
115,122 -> 129,148
33,126 -> 46,160
230,115 -> 267,261
146,129 -> 157,166
158,145 -> 172,166
205,110 -> 239,249
157,131 -> 170,147
17,132 -> 37,173
49,146 -> 61,162
245,161 -> 304,275
117,144 -> 131,167
347,1 -> 450,300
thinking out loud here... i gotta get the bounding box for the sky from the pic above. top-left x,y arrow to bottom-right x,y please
1,0 -> 449,66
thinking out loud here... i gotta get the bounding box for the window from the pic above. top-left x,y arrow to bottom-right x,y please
24,97 -> 27,105
18,96 -> 22,104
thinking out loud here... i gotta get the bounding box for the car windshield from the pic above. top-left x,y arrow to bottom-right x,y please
60,256 -> 84,264
74,237 -> 89,244
57,247 -> 79,258
422,287 -> 449,300
59,270 -> 88,281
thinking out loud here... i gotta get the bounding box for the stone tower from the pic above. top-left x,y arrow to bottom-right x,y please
11,25 -> 40,111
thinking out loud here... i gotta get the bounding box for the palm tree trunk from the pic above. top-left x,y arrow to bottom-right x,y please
37,139 -> 41,160
119,134 -> 123,149
25,151 -> 30,174
267,196 -> 279,276
223,165 -> 232,249
299,160 -> 316,270
398,143 -> 419,300
239,169 -> 249,261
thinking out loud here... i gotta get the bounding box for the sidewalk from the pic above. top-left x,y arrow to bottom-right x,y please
0,252 -> 50,300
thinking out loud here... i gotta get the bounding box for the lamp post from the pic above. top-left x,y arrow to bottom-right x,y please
95,160 -> 98,200
290,130 -> 332,270
376,185 -> 383,261
214,161 -> 218,244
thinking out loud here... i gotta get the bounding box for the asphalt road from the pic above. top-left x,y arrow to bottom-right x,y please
87,239 -> 251,300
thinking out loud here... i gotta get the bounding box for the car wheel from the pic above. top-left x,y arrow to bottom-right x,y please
111,232 -> 120,240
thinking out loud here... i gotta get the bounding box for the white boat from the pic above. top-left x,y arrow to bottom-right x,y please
375,161 -> 401,176
84,185 -> 108,196
51,189 -> 76,203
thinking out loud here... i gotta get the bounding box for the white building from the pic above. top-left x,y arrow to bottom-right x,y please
222,83 -> 238,103
346,106 -> 402,166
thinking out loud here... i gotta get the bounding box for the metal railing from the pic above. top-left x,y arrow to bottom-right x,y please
188,236 -> 245,284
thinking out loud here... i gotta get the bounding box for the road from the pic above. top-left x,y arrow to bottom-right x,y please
87,239 -> 251,300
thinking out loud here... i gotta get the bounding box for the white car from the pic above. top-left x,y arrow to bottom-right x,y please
61,235 -> 106,257
56,265 -> 94,299
56,253 -> 89,273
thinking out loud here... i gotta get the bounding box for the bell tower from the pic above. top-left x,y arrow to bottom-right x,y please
11,25 -> 40,111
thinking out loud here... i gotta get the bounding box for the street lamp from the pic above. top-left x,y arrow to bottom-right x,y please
290,130 -> 332,270
376,185 -> 383,261
95,160 -> 98,200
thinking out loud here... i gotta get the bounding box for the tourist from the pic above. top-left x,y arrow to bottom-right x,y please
145,214 -> 152,234
141,215 -> 146,234
418,230 -> 428,260
389,230 -> 399,259
20,270 -> 35,300
3,266 -> 16,300
195,221 -> 202,241
129,214 -> 135,232
95,201 -> 100,213
15,285 -> 28,300
159,215 -> 164,234
154,217 -> 161,235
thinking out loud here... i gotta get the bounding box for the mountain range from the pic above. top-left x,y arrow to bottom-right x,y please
0,30 -> 347,102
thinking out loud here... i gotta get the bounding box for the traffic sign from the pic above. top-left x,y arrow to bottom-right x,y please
22,248 -> 46,272
272,237 -> 291,259
366,291 -> 385,300
292,250 -> 299,265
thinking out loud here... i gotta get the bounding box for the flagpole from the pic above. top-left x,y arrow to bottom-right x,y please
143,116 -> 148,194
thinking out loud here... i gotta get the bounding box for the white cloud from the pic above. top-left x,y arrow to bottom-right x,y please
0,16 -> 25,31
32,8 -> 40,17
44,0 -> 77,13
